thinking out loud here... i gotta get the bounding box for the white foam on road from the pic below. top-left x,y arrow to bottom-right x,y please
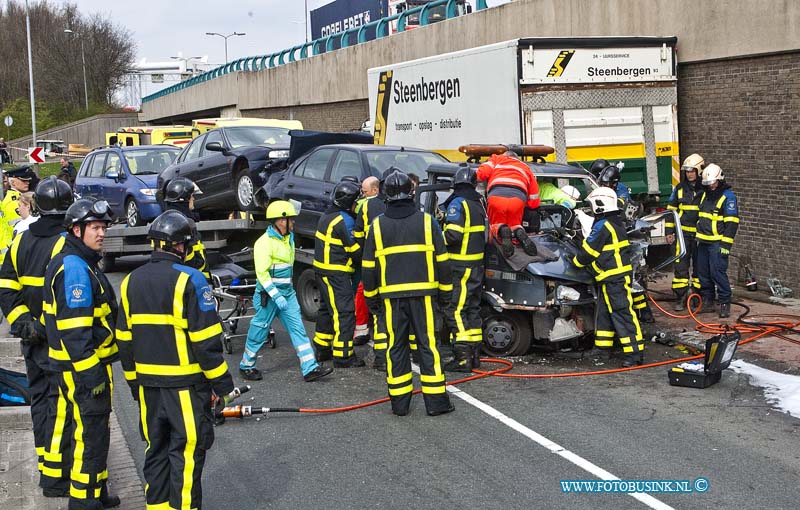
730,360 -> 800,419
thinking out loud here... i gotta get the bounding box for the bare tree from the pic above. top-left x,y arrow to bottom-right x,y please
0,1 -> 136,114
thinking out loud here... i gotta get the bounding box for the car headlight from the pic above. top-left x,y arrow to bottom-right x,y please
140,188 -> 157,196
268,150 -> 289,159
556,285 -> 581,302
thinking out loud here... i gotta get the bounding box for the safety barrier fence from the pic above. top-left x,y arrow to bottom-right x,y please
141,0 -> 488,104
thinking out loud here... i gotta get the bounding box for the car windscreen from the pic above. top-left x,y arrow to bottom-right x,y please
226,126 -> 292,148
123,149 -> 179,175
365,151 -> 447,180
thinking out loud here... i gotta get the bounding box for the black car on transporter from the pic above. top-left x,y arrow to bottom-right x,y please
157,125 -> 293,212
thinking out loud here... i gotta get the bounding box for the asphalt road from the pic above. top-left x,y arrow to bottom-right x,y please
106,258 -> 800,510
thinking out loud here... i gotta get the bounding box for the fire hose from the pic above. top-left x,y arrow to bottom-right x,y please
219,293 -> 800,420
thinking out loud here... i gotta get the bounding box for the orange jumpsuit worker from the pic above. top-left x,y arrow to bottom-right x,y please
476,151 -> 540,258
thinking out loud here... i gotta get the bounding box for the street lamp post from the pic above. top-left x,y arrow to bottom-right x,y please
170,55 -> 203,78
205,32 -> 245,64
25,0 -> 36,155
64,29 -> 89,111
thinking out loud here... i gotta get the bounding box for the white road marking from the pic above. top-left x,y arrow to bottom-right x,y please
446,384 -> 675,510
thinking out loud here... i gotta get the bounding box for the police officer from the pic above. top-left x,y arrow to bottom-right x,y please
362,170 -> 454,416
441,167 -> 487,372
588,158 -> 610,180
116,210 -> 234,510
239,200 -> 332,382
43,198 -> 120,509
695,164 -> 739,318
163,177 -> 209,280
312,180 -> 364,367
0,176 -> 73,497
597,164 -> 632,206
0,165 -> 37,262
666,154 -> 705,311
573,188 -> 644,367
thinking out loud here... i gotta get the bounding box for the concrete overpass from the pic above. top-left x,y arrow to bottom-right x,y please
139,0 -> 800,291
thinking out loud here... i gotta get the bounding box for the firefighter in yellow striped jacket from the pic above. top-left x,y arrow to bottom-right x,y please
312,180 -> 364,367
43,198 -> 120,509
666,154 -> 705,311
0,177 -> 73,497
440,167 -> 487,373
572,188 -> 644,367
116,210 -> 234,510
362,169 -> 454,416
695,164 -> 739,319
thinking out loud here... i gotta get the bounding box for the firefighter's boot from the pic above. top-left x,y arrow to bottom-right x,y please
334,355 -> 366,368
622,353 -> 644,368
444,344 -> 475,373
497,224 -> 514,258
514,227 -> 538,256
673,293 -> 687,312
719,302 -> 731,319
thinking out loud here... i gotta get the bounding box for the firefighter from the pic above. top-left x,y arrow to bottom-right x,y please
573,188 -> 644,367
695,164 -> 739,318
0,165 -> 36,262
594,164 -> 653,322
116,210 -> 234,510
312,179 -> 364,367
163,177 -> 209,280
476,151 -> 539,258
354,175 -> 390,369
352,176 -> 383,350
441,167 -> 487,372
43,198 -> 120,509
0,176 -> 73,497
239,200 -> 332,382
666,153 -> 705,310
362,169 -> 454,416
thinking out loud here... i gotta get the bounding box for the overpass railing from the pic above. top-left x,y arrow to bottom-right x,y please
141,0 -> 488,104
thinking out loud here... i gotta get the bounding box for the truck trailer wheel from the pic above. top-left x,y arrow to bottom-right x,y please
482,311 -> 532,357
296,268 -> 320,322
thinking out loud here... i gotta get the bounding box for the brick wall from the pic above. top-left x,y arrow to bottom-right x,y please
678,51 -> 800,291
242,99 -> 369,132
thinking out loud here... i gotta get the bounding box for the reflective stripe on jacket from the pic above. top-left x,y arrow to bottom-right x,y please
572,214 -> 632,282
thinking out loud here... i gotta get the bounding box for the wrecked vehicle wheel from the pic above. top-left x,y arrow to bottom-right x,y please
482,311 -> 531,357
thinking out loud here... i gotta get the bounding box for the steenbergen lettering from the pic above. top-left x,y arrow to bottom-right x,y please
393,77 -> 461,106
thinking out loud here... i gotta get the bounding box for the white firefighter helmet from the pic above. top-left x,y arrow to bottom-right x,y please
681,153 -> 705,174
560,185 -> 581,201
702,163 -> 724,185
586,187 -> 619,214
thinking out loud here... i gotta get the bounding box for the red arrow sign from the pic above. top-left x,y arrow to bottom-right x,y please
27,147 -> 44,164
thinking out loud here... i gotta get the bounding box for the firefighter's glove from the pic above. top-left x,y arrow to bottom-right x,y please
438,291 -> 451,310
18,319 -> 45,345
366,297 -> 383,316
273,294 -> 288,311
91,382 -> 107,398
720,247 -> 730,257
129,383 -> 140,402
213,394 -> 231,417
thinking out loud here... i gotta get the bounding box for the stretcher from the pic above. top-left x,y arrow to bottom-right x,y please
210,253 -> 275,354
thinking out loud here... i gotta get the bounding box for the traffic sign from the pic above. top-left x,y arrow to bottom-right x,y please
3,116 -> 12,127
27,147 -> 44,164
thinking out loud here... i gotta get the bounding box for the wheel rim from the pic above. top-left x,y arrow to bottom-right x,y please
484,317 -> 516,353
300,277 -> 320,317
237,174 -> 253,207
127,201 -> 138,226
